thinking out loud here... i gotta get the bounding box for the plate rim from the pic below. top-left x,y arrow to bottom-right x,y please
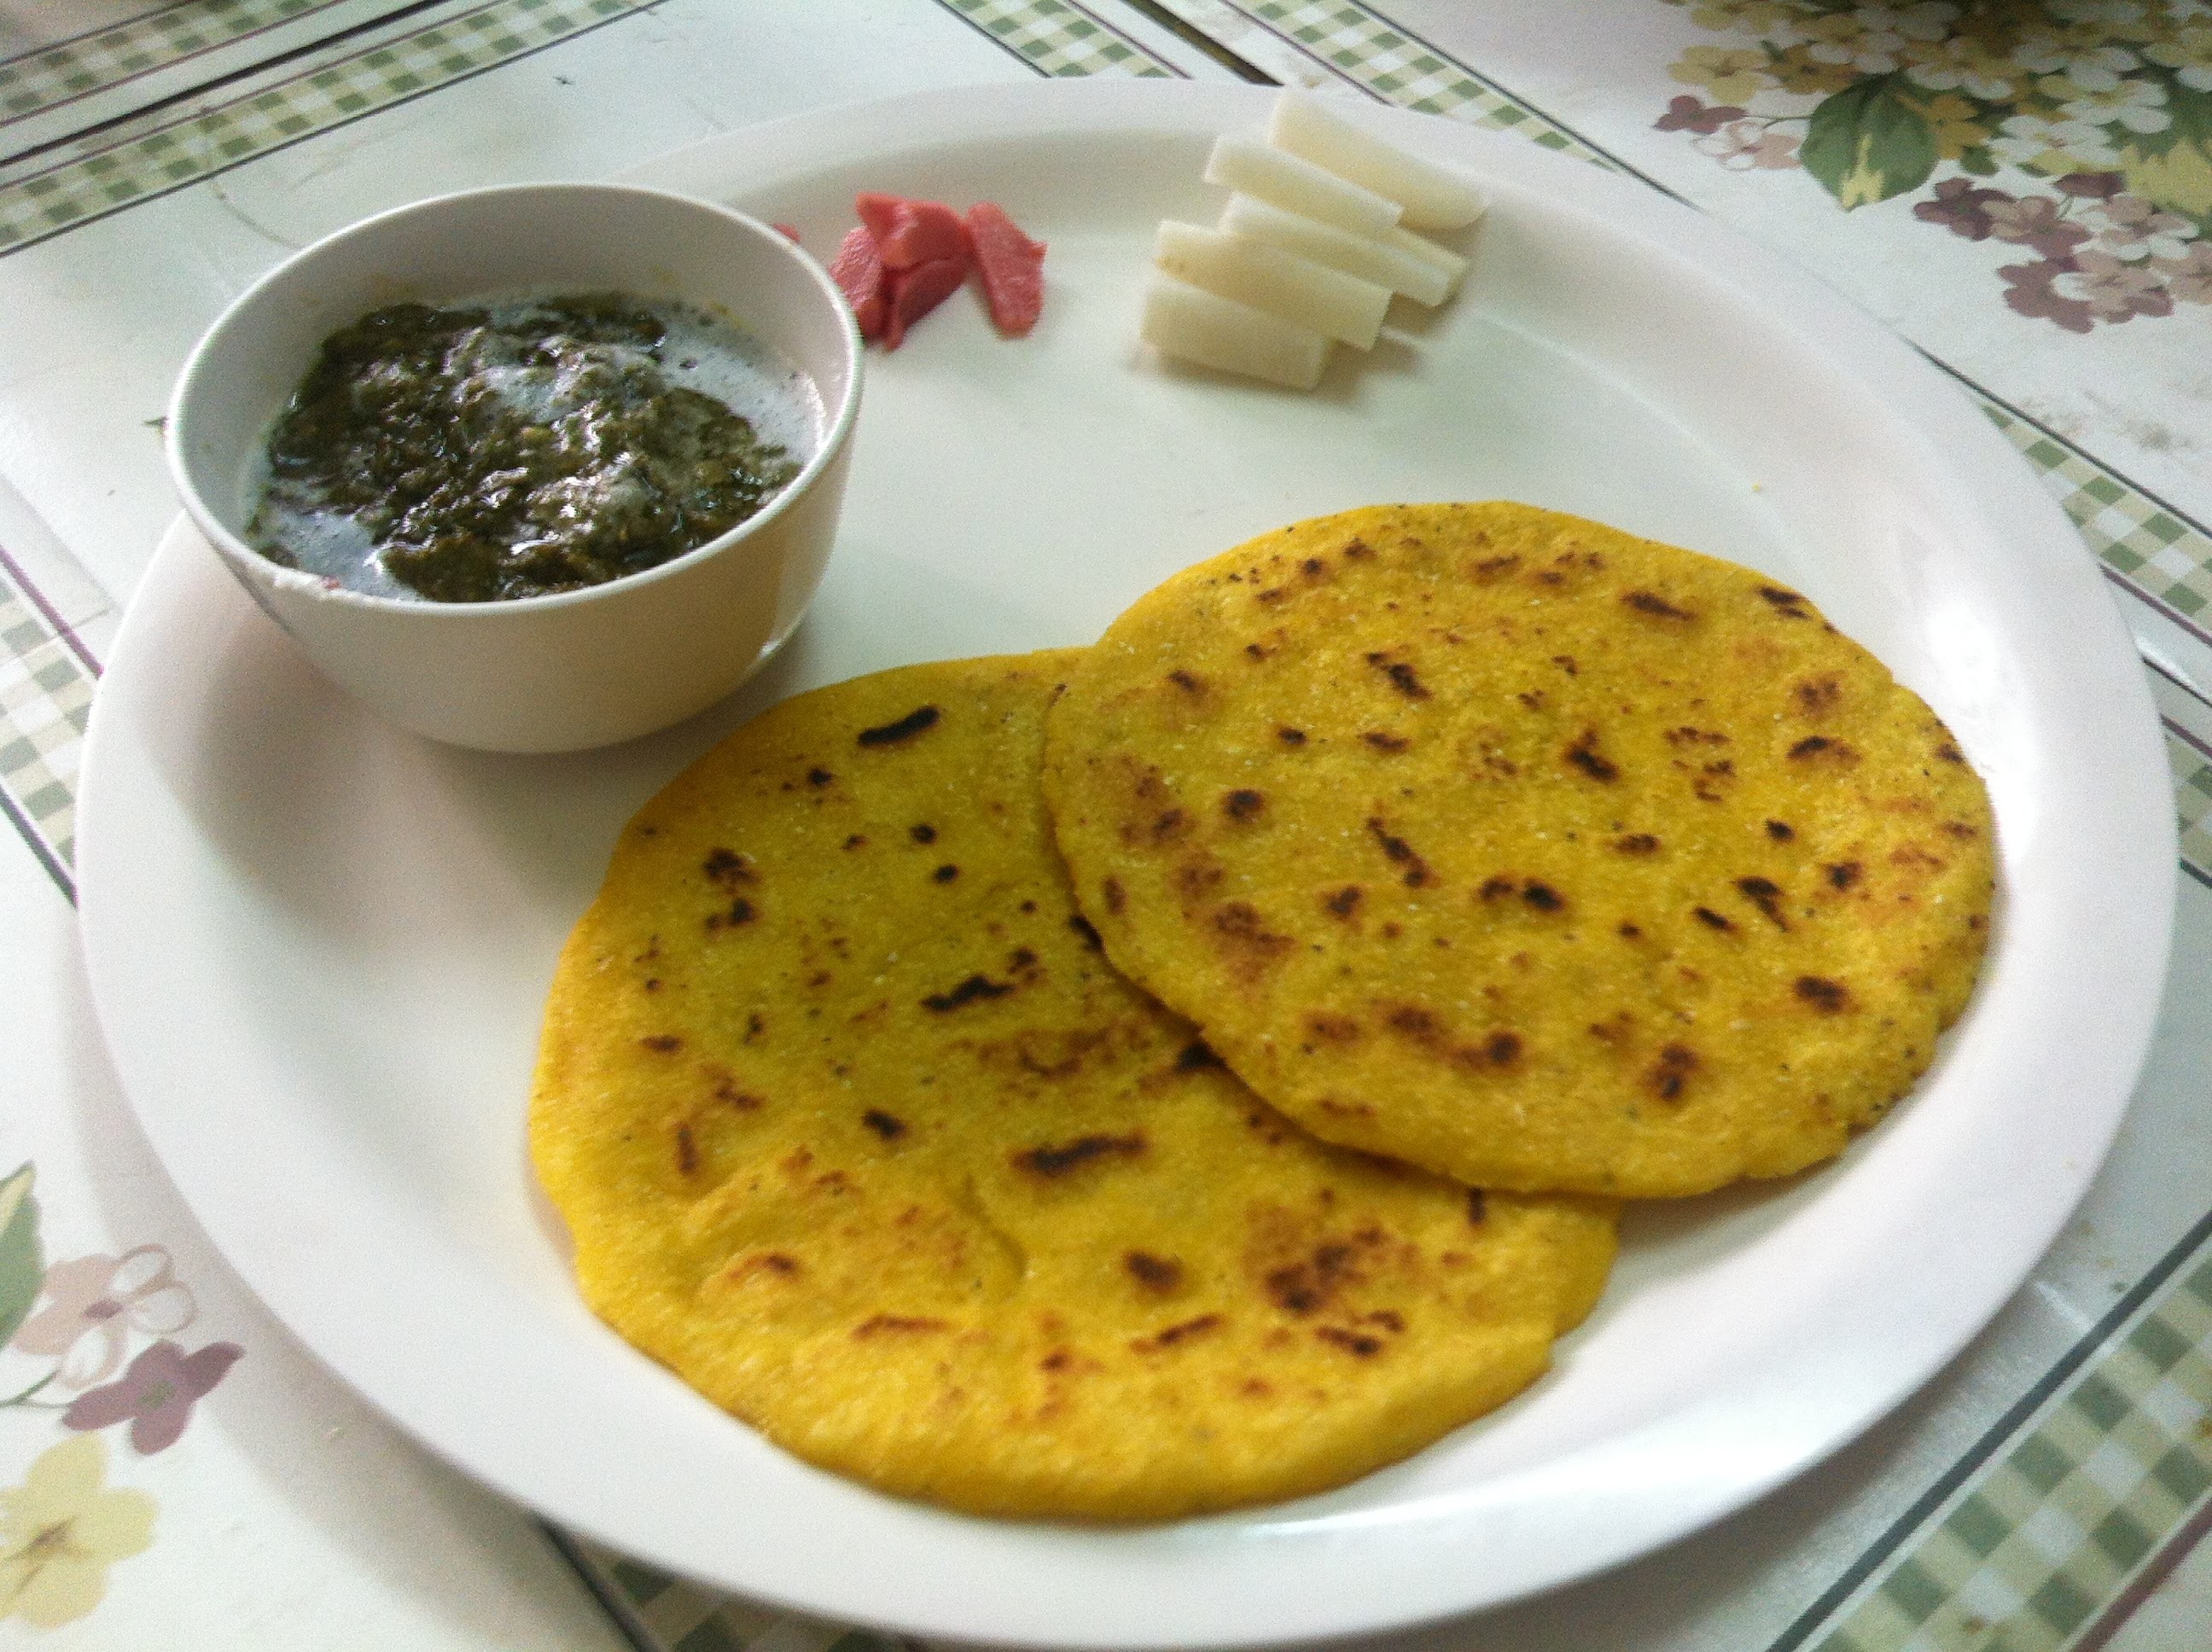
76,76 -> 2177,1649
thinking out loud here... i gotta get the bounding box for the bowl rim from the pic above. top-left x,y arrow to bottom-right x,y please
165,178 -> 865,620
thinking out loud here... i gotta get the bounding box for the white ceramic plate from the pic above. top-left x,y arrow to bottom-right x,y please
78,80 -> 2174,1649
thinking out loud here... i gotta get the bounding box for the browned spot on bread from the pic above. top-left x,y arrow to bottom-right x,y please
1936,742 -> 1965,763
1302,556 -> 1326,578
640,1034 -> 682,1053
1766,819 -> 1795,841
1795,676 -> 1842,714
1305,1013 -> 1362,1043
1316,1327 -> 1383,1357
1790,735 -> 1860,763
1942,820 -> 1981,841
1133,1314 -> 1224,1352
1757,585 -> 1811,616
1173,860 -> 1225,899
1014,1133 -> 1147,1177
806,767 -> 834,787
921,974 -> 1014,1013
1365,818 -> 1434,887
1795,975 -> 1853,1013
861,1109 -> 906,1141
856,705 -> 940,747
1214,902 -> 1295,967
1343,537 -> 1373,559
1324,885 -> 1364,919
853,1315 -> 946,1338
1472,554 -> 1522,579
1224,788 -> 1265,821
841,834 -> 866,850
1125,1252 -> 1184,1293
1646,1043 -> 1699,1102
704,898 -> 756,932
1465,1189 -> 1488,1225
910,823 -> 937,843
1618,922 -> 1644,939
1277,725 -> 1308,745
1265,1236 -> 1377,1315
1385,1004 -> 1441,1040
672,1122 -> 698,1176
703,847 -> 757,888
1367,654 -> 1432,700
1167,669 -> 1204,694
1103,877 -> 1126,914
1362,731 -> 1410,753
1566,730 -> 1620,782
1470,1030 -> 1524,1069
1666,726 -> 1729,747
1615,833 -> 1661,854
1694,906 -> 1735,933
1522,881 -> 1565,912
1737,875 -> 1789,928
1826,861 -> 1863,890
1624,590 -> 1695,621
1068,912 -> 1103,951
725,1252 -> 800,1283
1552,654 -> 1579,675
932,864 -> 959,883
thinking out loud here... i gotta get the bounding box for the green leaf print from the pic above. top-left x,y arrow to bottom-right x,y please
1801,74 -> 1938,209
0,1163 -> 44,1349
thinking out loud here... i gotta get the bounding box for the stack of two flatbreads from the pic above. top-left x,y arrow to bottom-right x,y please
529,503 -> 1995,1520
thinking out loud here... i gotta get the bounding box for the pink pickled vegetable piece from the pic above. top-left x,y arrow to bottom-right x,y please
771,223 -> 802,242
827,224 -> 888,341
855,192 -> 971,272
881,256 -> 969,351
963,201 -> 1046,336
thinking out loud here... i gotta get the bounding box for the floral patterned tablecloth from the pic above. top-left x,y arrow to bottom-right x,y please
3,3 -> 2209,1649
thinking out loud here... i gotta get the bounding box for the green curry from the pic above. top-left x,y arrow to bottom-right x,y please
248,294 -> 802,603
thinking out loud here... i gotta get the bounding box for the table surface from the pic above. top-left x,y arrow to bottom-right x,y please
3,3 -> 2209,1648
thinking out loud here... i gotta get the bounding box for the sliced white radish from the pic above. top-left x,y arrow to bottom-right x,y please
1154,220 -> 1390,350
1140,276 -> 1331,390
1202,132 -> 1402,239
1266,90 -> 1486,230
1382,223 -> 1472,299
1219,194 -> 1451,307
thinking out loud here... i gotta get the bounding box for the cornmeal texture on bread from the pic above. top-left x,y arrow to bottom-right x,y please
1041,504 -> 1996,1198
530,650 -> 1617,1520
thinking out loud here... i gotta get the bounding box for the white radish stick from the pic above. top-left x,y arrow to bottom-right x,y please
1140,276 -> 1331,389
1203,132 -> 1402,239
1219,194 -> 1451,306
1267,89 -> 1486,230
1383,223 -> 1472,298
1155,221 -> 1390,349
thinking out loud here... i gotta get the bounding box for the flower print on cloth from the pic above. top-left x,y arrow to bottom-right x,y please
1656,0 -> 2212,329
1,1163 -> 243,1632
0,1428 -> 156,1628
61,1341 -> 242,1456
9,1248 -> 195,1391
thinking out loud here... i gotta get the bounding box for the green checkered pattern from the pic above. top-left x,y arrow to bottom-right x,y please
2173,730 -> 2212,878
1802,1247 -> 2212,1651
939,0 -> 1178,77
0,574 -> 92,877
1239,0 -> 1606,162
568,1539 -> 899,1652
1985,406 -> 2212,621
0,0 -> 651,255
0,0 -> 343,122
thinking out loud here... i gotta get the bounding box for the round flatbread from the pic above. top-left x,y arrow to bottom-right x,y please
1041,504 -> 1996,1198
530,651 -> 1616,1521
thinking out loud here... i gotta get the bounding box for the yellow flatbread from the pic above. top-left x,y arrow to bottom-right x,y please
1042,504 -> 1996,1197
530,650 -> 1617,1520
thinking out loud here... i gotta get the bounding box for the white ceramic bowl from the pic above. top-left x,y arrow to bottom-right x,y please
167,182 -> 862,753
